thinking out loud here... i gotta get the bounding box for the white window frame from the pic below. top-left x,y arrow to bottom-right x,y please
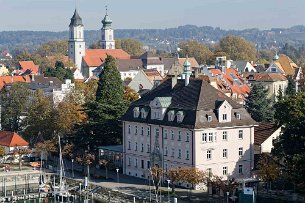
239,147 -> 243,157
208,133 -> 213,142
223,131 -> 227,141
239,130 -> 243,139
208,115 -> 212,122
223,149 -> 228,158
207,150 -> 212,160
223,166 -> 228,175
202,133 -> 207,142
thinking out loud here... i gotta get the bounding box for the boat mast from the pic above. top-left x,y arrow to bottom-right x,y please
58,134 -> 63,191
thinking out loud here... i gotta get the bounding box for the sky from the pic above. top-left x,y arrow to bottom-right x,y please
0,0 -> 304,31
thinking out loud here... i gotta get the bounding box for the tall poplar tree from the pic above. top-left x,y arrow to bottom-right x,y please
245,84 -> 274,122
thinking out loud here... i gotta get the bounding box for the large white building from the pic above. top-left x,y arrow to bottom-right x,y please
121,59 -> 257,188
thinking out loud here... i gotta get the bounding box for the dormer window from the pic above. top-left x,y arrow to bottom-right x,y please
176,111 -> 184,123
168,110 -> 175,121
133,107 -> 140,118
141,108 -> 148,119
236,112 -> 241,120
208,115 -> 212,122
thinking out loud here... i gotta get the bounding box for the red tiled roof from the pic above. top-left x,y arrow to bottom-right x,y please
0,131 -> 29,147
0,75 -> 31,90
19,61 -> 39,74
83,49 -> 131,67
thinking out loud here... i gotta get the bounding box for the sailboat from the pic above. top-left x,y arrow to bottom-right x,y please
53,135 -> 72,202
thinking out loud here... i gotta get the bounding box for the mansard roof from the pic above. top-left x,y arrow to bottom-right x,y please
70,9 -> 83,26
121,78 -> 256,129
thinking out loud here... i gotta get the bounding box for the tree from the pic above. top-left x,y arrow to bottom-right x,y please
181,167 -> 206,196
149,166 -> 164,203
245,84 -> 274,122
13,147 -> 31,170
178,40 -> 213,65
36,40 -> 68,57
1,82 -> 30,132
123,86 -> 139,103
257,153 -> 281,191
70,80 -> 98,105
44,60 -> 74,82
273,93 -> 305,191
286,76 -> 296,96
35,139 -> 57,167
116,39 -> 144,56
218,36 -> 257,61
0,146 -> 5,158
99,157 -> 115,179
79,55 -> 128,148
55,101 -> 86,136
166,168 -> 185,193
76,152 -> 95,179
23,89 -> 55,145
209,175 -> 239,197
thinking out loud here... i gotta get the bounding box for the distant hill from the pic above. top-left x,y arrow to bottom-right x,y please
1,25 -> 305,55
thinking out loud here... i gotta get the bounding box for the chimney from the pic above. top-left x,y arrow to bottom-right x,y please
49,81 -> 53,86
32,74 -> 35,82
172,65 -> 178,89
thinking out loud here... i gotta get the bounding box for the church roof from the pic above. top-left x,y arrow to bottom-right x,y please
70,9 -> 83,26
83,49 -> 131,67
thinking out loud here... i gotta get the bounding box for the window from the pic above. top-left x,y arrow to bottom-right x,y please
223,149 -> 227,158
236,113 -> 241,119
207,150 -> 212,160
135,142 -> 138,151
223,114 -> 227,121
135,158 -> 138,168
186,150 -> 189,160
238,165 -> 243,174
207,168 -> 212,177
141,160 -> 144,169
223,131 -> 227,140
208,116 -> 212,122
178,131 -> 182,141
178,149 -> 181,159
147,127 -> 150,137
239,147 -> 243,157
155,128 -> 160,137
164,129 -> 168,139
164,147 -> 168,156
171,148 -> 175,157
141,143 -> 144,152
128,158 -> 131,166
70,45 -> 73,48
135,126 -> 138,135
79,45 -> 81,48
141,127 -> 144,135
171,130 -> 175,140
147,144 -> 150,153
128,125 -> 131,134
147,161 -> 150,169
202,133 -> 207,142
223,166 -> 228,175
186,132 -> 190,142
128,141 -> 131,150
208,133 -> 213,142
239,130 -> 243,139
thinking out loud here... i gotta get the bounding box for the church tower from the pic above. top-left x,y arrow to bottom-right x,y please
68,9 -> 85,71
101,8 -> 115,49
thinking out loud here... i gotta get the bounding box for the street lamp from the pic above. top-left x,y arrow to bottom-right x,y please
71,159 -> 74,178
116,168 -> 119,183
167,179 -> 171,203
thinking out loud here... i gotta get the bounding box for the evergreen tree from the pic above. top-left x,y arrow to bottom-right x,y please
245,84 -> 274,122
44,60 -> 74,82
78,55 -> 128,149
273,92 -> 305,190
285,76 -> 296,96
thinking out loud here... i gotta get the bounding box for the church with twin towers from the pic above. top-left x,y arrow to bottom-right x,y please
68,8 -> 130,80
